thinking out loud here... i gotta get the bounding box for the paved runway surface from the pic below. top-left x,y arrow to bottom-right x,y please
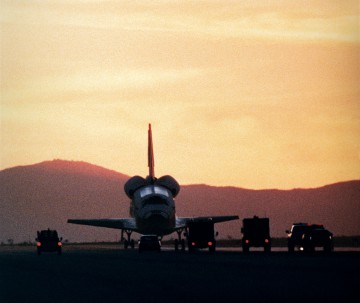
0,245 -> 358,303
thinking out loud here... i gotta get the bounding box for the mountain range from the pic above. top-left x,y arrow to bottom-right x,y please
1,160 -> 359,243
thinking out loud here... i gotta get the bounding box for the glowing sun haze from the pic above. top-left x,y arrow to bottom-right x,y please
1,0 -> 359,189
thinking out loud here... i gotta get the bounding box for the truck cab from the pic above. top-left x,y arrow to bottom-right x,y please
286,223 -> 310,252
241,216 -> 271,252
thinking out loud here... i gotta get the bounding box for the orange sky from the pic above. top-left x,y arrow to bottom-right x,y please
1,0 -> 359,189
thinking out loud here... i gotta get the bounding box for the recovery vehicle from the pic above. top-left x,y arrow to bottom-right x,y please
241,216 -> 271,252
187,221 -> 217,252
286,223 -> 333,252
36,229 -> 62,255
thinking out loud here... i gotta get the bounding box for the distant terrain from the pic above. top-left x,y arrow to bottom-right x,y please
1,160 -> 359,243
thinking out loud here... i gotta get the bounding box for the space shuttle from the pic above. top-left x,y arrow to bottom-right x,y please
68,124 -> 238,248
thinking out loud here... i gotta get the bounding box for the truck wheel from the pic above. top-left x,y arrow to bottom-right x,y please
209,245 -> 215,253
188,245 -> 195,253
264,245 -> 271,253
37,249 -> 41,256
242,245 -> 249,253
288,244 -> 294,253
130,239 -> 135,249
58,248 -> 62,255
174,239 -> 179,251
181,239 -> 185,251
324,243 -> 332,253
304,245 -> 314,252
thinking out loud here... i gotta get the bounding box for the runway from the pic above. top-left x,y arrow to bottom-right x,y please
0,245 -> 358,303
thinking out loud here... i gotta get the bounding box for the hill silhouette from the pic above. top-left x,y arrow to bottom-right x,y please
1,160 -> 359,243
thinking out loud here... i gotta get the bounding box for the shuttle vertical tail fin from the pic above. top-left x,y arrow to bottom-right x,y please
148,123 -> 155,180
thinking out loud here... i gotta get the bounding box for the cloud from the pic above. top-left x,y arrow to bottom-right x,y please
2,1 -> 358,42
2,68 -> 204,101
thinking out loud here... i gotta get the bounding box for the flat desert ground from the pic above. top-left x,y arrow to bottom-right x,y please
0,245 -> 358,303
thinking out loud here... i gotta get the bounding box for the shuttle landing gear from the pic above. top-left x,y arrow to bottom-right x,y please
174,230 -> 186,251
121,230 -> 135,249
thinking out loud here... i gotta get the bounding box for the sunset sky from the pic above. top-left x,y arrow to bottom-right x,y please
1,0 -> 359,189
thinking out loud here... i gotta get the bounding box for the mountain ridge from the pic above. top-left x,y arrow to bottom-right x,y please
1,159 -> 129,180
1,160 -> 359,243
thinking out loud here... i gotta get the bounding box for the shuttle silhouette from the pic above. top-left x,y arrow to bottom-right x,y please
68,124 -> 238,248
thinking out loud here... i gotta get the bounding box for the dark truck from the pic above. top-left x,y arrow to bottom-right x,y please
36,229 -> 62,255
241,216 -> 271,252
302,226 -> 333,252
138,235 -> 161,252
187,221 -> 217,252
286,223 -> 333,252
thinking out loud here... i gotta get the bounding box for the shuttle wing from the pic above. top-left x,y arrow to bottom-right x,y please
176,215 -> 239,229
67,218 -> 137,231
